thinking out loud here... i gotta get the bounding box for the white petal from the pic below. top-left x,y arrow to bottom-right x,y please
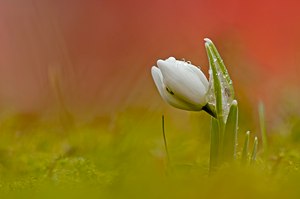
151,66 -> 164,96
151,66 -> 202,111
157,59 -> 208,106
188,65 -> 209,90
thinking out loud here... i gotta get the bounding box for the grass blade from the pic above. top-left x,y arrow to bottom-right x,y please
241,131 -> 250,165
223,100 -> 238,162
259,102 -> 268,153
251,137 -> 259,164
161,115 -> 170,165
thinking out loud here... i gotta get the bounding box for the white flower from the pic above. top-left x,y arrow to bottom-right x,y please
151,57 -> 209,111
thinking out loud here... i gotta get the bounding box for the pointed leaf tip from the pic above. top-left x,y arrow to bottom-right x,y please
231,100 -> 238,106
204,38 -> 212,43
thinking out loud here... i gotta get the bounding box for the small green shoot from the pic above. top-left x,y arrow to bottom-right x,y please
259,102 -> 268,153
205,39 -> 238,170
251,137 -> 258,164
223,100 -> 238,162
241,131 -> 250,165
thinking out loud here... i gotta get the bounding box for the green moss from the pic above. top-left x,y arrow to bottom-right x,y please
0,109 -> 299,198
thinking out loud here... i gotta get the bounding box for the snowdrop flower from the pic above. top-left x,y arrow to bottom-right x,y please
151,57 -> 212,113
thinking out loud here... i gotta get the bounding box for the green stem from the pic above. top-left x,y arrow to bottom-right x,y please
161,115 -> 170,165
202,103 -> 217,118
210,118 -> 220,172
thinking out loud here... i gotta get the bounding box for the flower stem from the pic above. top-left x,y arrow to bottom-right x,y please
162,115 -> 170,165
202,103 -> 217,118
210,118 -> 220,172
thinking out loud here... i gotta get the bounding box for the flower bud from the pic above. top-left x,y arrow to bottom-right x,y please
151,57 -> 209,111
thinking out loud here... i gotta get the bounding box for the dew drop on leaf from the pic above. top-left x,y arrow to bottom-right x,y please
207,60 -> 234,122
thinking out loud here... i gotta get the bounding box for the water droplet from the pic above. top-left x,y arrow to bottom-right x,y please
167,57 -> 176,62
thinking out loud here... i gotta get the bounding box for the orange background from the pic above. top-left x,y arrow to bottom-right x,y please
0,0 -> 299,117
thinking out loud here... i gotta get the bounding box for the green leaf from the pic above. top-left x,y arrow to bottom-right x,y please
205,43 -> 223,123
223,100 -> 238,162
204,38 -> 235,99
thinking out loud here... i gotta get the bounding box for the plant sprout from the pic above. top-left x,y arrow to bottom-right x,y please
151,38 -> 259,171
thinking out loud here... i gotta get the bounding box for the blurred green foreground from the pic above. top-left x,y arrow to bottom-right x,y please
0,108 -> 300,199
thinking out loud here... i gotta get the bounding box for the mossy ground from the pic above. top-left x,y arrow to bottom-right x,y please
0,108 -> 299,199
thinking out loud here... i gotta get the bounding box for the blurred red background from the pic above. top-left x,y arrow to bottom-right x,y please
0,0 -> 299,119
